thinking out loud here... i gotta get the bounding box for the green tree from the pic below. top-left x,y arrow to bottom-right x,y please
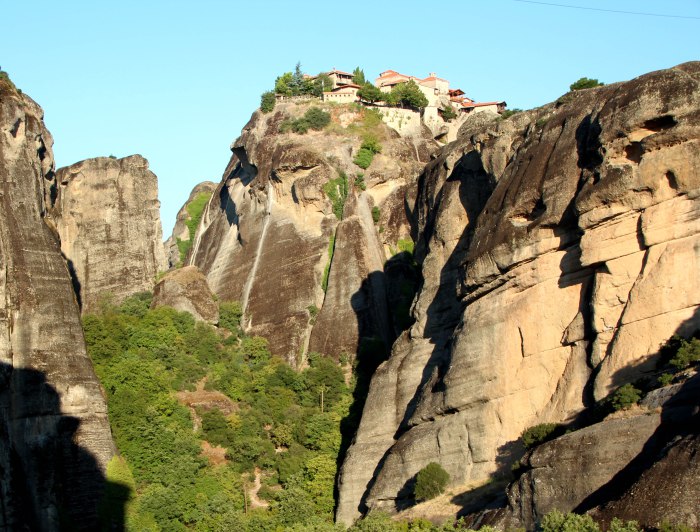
260,90 -> 276,113
440,104 -> 457,121
387,80 -> 429,109
414,462 -> 449,501
275,72 -> 294,96
610,384 -> 641,411
357,83 -> 384,103
305,107 -> 331,130
291,61 -> 305,95
521,423 -> 563,449
540,510 -> 600,532
570,77 -> 604,91
352,67 -> 366,85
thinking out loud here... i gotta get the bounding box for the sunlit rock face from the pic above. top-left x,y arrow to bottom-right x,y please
53,154 -> 167,312
190,103 -> 435,364
336,62 -> 700,525
0,78 -> 116,530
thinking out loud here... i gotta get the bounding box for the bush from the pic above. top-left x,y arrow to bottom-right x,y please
280,107 -> 331,135
414,462 -> 449,501
360,134 -> 382,154
669,337 -> 700,370
500,108 -> 522,119
610,384 -> 641,411
353,148 -> 374,169
540,510 -> 600,532
305,107 -> 331,130
657,372 -> 674,387
569,77 -> 604,91
371,206 -> 380,224
219,301 -> 242,333
357,83 -> 383,104
440,104 -> 457,122
521,423 -> 563,449
260,91 -> 276,113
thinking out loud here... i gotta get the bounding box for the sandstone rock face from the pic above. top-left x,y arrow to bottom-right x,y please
164,181 -> 217,268
151,265 -> 219,324
191,103 -> 434,363
337,62 -> 700,524
52,155 -> 167,312
0,79 -> 116,529
504,414 -> 662,530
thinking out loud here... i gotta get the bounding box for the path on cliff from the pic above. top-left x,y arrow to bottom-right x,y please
247,467 -> 269,509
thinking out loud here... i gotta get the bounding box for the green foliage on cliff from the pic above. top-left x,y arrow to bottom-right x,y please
610,384 -> 642,411
260,90 -> 276,113
353,135 -> 382,170
281,107 -> 332,135
569,77 -> 604,91
323,170 -> 349,220
357,83 -> 383,103
384,80 -> 429,110
84,293 -> 356,530
414,462 -> 450,501
175,191 -> 211,266
521,423 -> 564,449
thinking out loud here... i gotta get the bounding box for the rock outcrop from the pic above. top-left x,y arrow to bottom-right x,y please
151,265 -> 219,324
0,77 -> 116,529
337,62 -> 700,524
164,181 -> 217,268
52,155 -> 167,312
190,103 -> 434,363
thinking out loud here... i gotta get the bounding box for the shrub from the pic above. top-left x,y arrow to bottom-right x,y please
219,301 -> 242,333
354,174 -> 366,191
371,206 -> 380,224
260,90 -> 276,113
540,510 -> 600,532
280,108 -> 331,135
353,148 -> 374,169
610,384 -> 641,411
669,337 -> 700,370
657,372 -> 674,387
570,77 -> 604,91
609,518 -> 642,532
414,462 -> 449,501
305,107 -> 331,130
323,172 -> 348,220
521,423 -> 563,449
386,80 -> 429,109
500,108 -> 522,119
360,134 -> 382,154
440,104 -> 457,121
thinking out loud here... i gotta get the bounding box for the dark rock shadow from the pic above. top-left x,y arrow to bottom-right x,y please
574,307 -> 700,515
0,362 -> 127,531
62,252 -> 82,311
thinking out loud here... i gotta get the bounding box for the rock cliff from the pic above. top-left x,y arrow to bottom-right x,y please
190,103 -> 434,363
164,181 -> 217,268
336,62 -> 700,524
0,77 -> 116,529
152,265 -> 219,324
52,155 -> 167,312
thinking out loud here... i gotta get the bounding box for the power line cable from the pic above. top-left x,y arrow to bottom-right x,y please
510,0 -> 700,20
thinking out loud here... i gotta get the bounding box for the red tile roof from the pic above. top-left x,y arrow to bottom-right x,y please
462,101 -> 506,108
327,69 -> 353,77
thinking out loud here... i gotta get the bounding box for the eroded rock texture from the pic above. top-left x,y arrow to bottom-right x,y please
191,103 -> 433,363
53,155 -> 167,312
337,62 -> 700,524
152,265 -> 219,324
0,79 -> 116,529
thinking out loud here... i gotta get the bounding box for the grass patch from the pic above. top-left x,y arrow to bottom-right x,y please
323,170 -> 348,220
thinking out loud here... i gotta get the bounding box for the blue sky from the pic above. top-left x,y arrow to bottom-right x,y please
3,0 -> 699,232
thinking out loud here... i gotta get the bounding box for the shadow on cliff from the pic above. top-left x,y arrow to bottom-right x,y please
573,307 -> 700,515
0,362 -> 128,531
338,150 -> 499,515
